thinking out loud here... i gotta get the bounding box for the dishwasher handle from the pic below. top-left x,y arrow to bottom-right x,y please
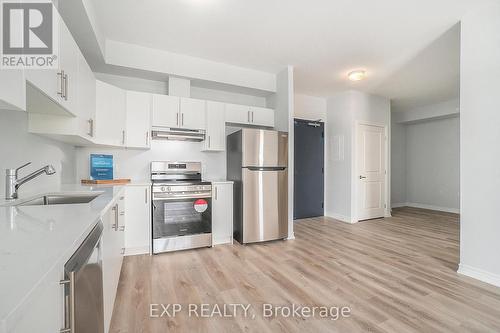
60,271 -> 75,333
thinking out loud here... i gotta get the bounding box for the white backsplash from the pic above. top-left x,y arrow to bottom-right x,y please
75,140 -> 227,182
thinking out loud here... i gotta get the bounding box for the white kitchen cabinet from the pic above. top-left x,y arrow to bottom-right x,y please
25,6 -> 79,117
250,106 -> 275,127
225,103 -> 251,124
225,103 -> 275,127
180,97 -> 206,130
0,70 -> 25,112
212,182 -> 234,245
152,94 -> 180,128
95,80 -> 126,146
76,48 -> 96,139
124,185 -> 151,255
126,91 -> 151,148
10,264 -> 64,333
57,17 -> 79,114
102,196 -> 125,333
202,101 -> 226,151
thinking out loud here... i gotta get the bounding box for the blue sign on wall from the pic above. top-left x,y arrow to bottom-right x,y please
90,154 -> 113,180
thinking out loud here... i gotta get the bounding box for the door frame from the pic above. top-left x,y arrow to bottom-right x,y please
351,120 -> 391,223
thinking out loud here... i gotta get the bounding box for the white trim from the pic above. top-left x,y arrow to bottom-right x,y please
352,121 -> 390,223
392,202 -> 460,214
458,264 -> 500,288
326,213 -> 356,224
124,246 -> 149,256
287,232 -> 295,240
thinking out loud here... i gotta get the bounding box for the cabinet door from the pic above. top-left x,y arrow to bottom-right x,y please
212,183 -> 233,245
126,91 -> 151,148
124,186 -> 151,255
225,103 -> 251,124
203,101 -> 226,151
77,51 -> 96,139
152,94 -> 180,128
24,4 -> 61,107
180,97 -> 206,130
95,80 -> 126,146
0,69 -> 25,111
58,17 -> 79,114
251,106 -> 275,127
102,202 -> 124,333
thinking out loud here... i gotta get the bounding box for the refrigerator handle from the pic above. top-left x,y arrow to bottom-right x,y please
245,166 -> 287,171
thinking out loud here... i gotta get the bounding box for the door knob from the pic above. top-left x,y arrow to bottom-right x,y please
359,175 -> 367,179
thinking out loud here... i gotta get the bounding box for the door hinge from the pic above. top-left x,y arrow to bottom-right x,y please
322,167 -> 324,174
322,202 -> 324,209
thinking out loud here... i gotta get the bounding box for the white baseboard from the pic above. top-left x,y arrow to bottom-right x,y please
287,232 -> 295,240
458,264 -> 500,288
326,213 -> 355,224
392,202 -> 460,214
124,246 -> 149,256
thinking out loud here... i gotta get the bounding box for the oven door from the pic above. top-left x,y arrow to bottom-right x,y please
152,193 -> 212,240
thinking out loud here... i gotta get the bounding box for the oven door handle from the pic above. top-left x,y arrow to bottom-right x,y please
152,193 -> 212,201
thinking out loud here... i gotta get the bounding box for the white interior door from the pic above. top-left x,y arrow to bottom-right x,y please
356,124 -> 386,221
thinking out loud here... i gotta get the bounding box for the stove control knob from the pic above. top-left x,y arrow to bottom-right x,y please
161,186 -> 166,192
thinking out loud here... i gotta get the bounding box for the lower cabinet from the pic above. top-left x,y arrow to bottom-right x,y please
212,182 -> 234,245
124,185 -> 151,255
102,195 -> 125,333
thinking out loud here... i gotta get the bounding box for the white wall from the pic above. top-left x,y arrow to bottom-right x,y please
405,117 -> 460,212
391,120 -> 406,205
294,94 -> 327,121
458,4 -> 500,287
0,111 -> 76,196
391,99 -> 460,213
325,90 -> 391,222
75,141 -> 226,181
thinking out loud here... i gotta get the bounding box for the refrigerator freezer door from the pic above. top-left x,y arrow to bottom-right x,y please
242,129 -> 288,167
242,168 -> 288,243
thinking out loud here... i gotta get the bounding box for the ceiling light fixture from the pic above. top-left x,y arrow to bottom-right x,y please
348,70 -> 366,81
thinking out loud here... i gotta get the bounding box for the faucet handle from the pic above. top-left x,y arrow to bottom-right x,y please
15,162 -> 31,174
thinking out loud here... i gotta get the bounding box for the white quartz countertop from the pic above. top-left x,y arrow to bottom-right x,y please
0,184 -> 125,332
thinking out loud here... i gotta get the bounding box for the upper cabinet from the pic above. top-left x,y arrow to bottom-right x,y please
126,91 -> 151,149
95,80 -> 126,147
152,94 -> 179,128
180,97 -> 206,130
152,95 -> 206,130
0,70 -> 25,112
25,6 -> 79,117
225,103 -> 274,127
202,101 -> 225,151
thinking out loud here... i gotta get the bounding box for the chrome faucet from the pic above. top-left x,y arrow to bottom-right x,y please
5,162 -> 56,200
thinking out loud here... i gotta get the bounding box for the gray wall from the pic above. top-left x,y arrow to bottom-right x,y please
391,116 -> 460,212
0,111 -> 76,196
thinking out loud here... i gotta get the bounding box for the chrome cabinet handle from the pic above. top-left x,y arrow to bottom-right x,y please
146,131 -> 149,146
120,248 -> 125,255
247,110 -> 251,123
176,113 -> 179,126
214,186 -> 218,200
112,204 -> 119,230
208,136 -> 211,148
145,188 -> 148,204
359,175 -> 367,179
181,113 -> 184,126
57,71 -> 64,97
87,119 -> 94,137
122,130 -> 125,145
251,111 -> 254,123
60,271 -> 75,333
64,73 -> 68,100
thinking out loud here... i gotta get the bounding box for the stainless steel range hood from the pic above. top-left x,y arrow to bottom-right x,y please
151,127 -> 206,142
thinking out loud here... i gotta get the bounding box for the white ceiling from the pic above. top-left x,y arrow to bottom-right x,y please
90,0 -> 493,106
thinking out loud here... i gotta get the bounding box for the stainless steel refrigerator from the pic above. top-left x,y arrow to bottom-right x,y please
227,128 -> 288,244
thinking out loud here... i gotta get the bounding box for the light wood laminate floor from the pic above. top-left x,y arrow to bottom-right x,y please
110,207 -> 500,332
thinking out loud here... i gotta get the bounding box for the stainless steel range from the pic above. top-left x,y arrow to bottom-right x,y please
151,161 -> 212,253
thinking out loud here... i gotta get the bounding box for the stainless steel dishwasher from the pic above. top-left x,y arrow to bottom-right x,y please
60,221 -> 104,333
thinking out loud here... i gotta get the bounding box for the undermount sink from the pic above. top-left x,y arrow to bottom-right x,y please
16,193 -> 101,206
